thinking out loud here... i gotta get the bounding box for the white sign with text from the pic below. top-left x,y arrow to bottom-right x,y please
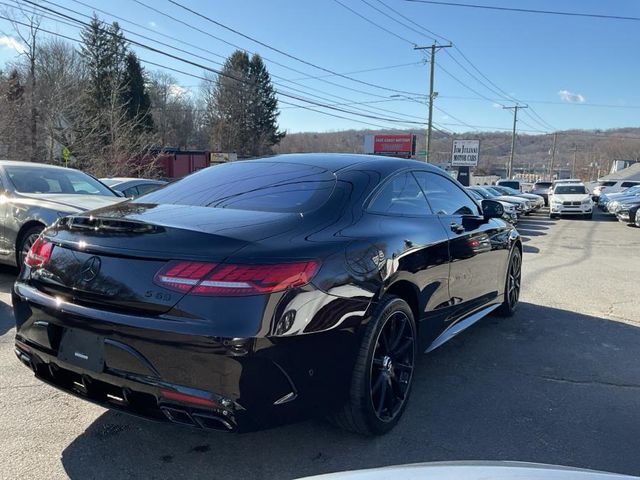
451,139 -> 480,166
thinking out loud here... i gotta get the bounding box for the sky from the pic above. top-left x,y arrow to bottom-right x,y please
0,0 -> 639,135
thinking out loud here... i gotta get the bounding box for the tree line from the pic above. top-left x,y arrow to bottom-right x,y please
0,11 -> 285,177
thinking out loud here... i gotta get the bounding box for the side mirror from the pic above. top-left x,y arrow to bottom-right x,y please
482,199 -> 504,220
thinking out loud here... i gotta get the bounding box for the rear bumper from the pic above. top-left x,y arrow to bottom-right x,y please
13,282 -> 361,432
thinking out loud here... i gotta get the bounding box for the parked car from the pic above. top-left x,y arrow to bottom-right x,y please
598,185 -> 640,212
549,183 -> 593,219
100,177 -> 167,198
469,186 -> 533,215
14,154 -> 521,435
530,181 -> 552,206
491,185 -> 545,210
0,160 -> 122,267
615,200 -> 640,226
496,179 -> 523,192
467,188 -> 517,225
592,180 -> 640,202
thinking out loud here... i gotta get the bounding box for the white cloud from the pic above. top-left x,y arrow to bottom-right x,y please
0,35 -> 26,54
168,83 -> 188,98
492,102 -> 502,108
558,89 -> 586,103
148,21 -> 157,28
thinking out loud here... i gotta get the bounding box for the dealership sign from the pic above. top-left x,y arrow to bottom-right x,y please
451,139 -> 480,167
364,134 -> 416,158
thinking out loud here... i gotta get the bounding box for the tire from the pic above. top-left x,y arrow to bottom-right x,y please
17,225 -> 44,267
495,247 -> 522,317
584,213 -> 593,220
549,213 -> 558,219
329,296 -> 416,436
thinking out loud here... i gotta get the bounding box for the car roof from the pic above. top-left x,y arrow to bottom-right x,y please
245,153 -> 445,175
0,160 -> 78,171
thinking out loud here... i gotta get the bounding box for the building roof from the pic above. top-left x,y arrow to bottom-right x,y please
600,162 -> 640,181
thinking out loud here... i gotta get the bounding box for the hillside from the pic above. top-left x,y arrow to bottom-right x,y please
274,127 -> 640,179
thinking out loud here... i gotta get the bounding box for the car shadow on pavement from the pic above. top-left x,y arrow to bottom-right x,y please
60,303 -> 640,480
0,265 -> 17,335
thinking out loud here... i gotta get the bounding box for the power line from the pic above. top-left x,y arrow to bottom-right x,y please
25,0 -> 430,126
369,1 -> 557,132
333,0 -> 415,45
372,0 -> 451,43
165,0 -> 423,96
404,0 -> 640,22
287,62 -> 423,81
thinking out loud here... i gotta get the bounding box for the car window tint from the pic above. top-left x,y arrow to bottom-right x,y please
621,182 -> 639,188
414,172 -> 480,216
137,161 -> 336,213
136,183 -> 162,195
600,181 -> 616,186
368,172 -> 432,216
5,166 -> 114,196
498,181 -> 520,190
555,185 -> 586,194
71,179 -> 103,194
123,186 -> 139,197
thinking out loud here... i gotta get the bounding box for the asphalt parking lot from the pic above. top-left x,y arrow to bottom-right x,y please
1,209 -> 639,479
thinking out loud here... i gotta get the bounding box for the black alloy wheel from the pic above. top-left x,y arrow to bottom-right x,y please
18,225 -> 44,267
329,296 -> 416,435
370,310 -> 415,422
496,248 -> 521,317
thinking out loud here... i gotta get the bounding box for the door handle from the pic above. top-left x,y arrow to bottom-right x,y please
450,222 -> 465,234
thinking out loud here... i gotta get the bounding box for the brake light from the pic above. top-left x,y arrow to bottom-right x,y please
24,238 -> 53,267
154,260 -> 319,296
153,261 -> 217,292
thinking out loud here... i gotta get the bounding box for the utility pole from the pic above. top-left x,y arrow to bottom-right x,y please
503,104 -> 527,178
548,132 -> 557,181
415,43 -> 452,162
571,145 -> 578,178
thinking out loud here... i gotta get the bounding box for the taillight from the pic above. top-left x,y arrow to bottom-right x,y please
154,260 -> 319,296
153,261 -> 217,292
24,238 -> 53,267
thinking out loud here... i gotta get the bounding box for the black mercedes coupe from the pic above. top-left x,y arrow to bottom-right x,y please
13,154 -> 521,435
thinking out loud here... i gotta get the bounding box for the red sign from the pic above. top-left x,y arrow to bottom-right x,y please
373,135 -> 414,157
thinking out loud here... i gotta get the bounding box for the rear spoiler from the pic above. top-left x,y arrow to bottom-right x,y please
58,215 -> 163,234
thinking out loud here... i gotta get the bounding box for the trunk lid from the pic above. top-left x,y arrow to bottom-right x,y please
33,203 -> 301,314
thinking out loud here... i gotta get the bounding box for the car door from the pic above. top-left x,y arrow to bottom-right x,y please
366,171 -> 452,345
414,171 -> 509,322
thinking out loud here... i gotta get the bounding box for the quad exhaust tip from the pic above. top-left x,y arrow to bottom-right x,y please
160,406 -> 235,432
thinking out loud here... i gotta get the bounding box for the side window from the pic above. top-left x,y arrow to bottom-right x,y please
123,186 -> 139,198
137,183 -> 161,195
414,172 -> 481,216
621,182 -> 639,188
368,172 -> 432,216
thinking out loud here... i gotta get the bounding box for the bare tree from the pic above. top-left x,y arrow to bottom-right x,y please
3,6 -> 41,161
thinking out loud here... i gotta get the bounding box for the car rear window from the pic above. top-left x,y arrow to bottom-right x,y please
555,185 -> 586,194
498,181 -> 520,190
598,181 -> 616,187
136,161 -> 336,213
534,182 -> 552,188
621,182 -> 640,188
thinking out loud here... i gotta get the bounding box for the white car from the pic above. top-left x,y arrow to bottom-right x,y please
549,183 -> 593,219
592,179 -> 640,202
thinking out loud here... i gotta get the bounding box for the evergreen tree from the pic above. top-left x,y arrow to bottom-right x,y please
249,54 -> 285,156
121,52 -> 153,133
207,50 -> 284,157
79,14 -> 111,115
